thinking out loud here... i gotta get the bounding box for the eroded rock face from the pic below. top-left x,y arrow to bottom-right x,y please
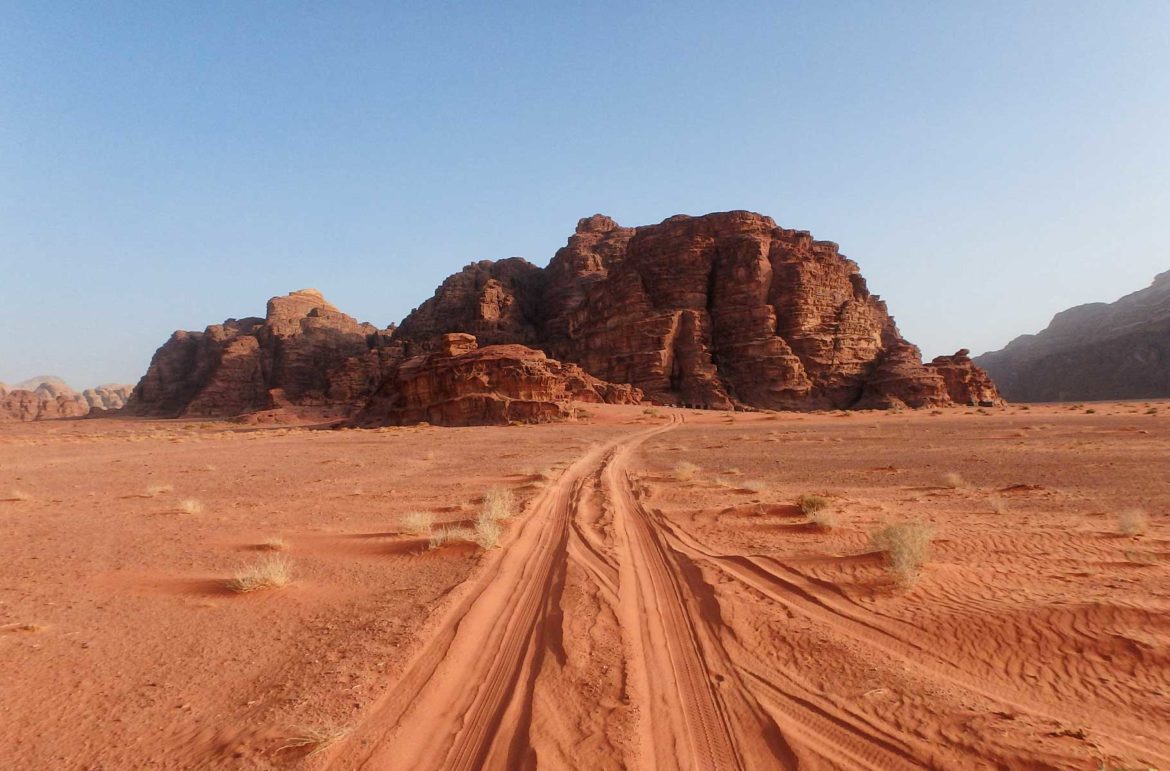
926,350 -> 1003,406
397,211 -> 999,410
975,270 -> 1170,402
356,334 -> 642,426
128,289 -> 399,418
0,381 -> 133,421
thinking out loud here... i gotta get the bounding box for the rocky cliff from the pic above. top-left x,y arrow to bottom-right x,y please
0,379 -> 133,421
975,270 -> 1170,401
357,333 -> 642,426
397,211 -> 999,410
128,289 -> 399,418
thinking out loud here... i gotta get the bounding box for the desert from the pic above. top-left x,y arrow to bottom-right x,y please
2,401 -> 1168,769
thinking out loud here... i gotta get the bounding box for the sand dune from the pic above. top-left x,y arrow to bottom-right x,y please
1,403 -> 1167,769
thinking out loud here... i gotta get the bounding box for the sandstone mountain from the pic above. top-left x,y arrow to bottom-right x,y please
128,289 -> 398,418
396,211 -> 999,411
357,333 -> 641,426
975,270 -> 1170,402
0,379 -> 133,421
128,211 -> 999,425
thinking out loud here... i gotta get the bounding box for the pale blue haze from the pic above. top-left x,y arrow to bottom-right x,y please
2,1 -> 1168,386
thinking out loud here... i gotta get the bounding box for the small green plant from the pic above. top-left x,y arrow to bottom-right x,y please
402,511 -> 435,536
870,522 -> 933,584
797,494 -> 829,515
227,557 -> 292,593
1118,509 -> 1148,536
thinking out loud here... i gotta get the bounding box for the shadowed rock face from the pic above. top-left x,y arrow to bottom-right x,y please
357,334 -> 642,427
396,211 -> 999,410
975,270 -> 1170,402
128,289 -> 400,418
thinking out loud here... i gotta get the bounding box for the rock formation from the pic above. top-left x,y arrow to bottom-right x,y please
975,270 -> 1170,401
396,211 -> 1000,410
357,333 -> 641,426
128,289 -> 399,418
0,379 -> 133,421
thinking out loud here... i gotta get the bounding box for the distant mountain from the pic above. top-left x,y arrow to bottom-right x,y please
975,270 -> 1170,402
0,378 -> 133,421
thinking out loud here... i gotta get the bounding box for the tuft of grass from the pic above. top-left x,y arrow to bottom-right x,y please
870,522 -> 933,585
277,724 -> 351,757
988,495 -> 1008,514
742,480 -> 767,494
809,509 -> 838,531
4,489 -> 31,502
1118,509 -> 1149,536
402,511 -> 435,536
942,472 -> 968,489
481,486 -> 514,522
797,494 -> 829,515
472,516 -> 504,549
428,526 -> 472,550
643,407 -> 661,417
227,556 -> 292,593
258,537 -> 288,552
674,461 -> 699,482
179,498 -> 203,515
145,483 -> 174,497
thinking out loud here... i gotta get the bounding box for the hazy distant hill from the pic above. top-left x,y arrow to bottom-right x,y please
975,270 -> 1170,402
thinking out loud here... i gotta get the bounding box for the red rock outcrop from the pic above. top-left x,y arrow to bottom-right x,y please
356,333 -> 642,426
926,350 -> 1002,406
128,289 -> 399,418
0,380 -> 133,421
396,211 -> 1000,410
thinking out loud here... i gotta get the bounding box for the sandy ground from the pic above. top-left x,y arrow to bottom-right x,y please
1,402 -> 1167,770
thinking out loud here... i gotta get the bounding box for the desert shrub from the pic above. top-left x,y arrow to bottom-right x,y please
472,516 -> 504,549
643,407 -> 660,417
674,461 -> 699,482
5,489 -> 31,502
742,480 -> 767,493
1085,408 -> 1096,414
1118,509 -> 1149,536
146,484 -> 174,497
179,498 -> 203,514
402,511 -> 435,536
258,537 -> 288,552
481,486 -> 514,522
797,494 -> 829,515
870,522 -> 933,584
988,495 -> 1008,514
277,724 -> 350,757
942,472 -> 967,489
809,509 -> 838,530
227,557 -> 292,593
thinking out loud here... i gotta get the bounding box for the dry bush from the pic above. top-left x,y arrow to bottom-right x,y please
988,495 -> 1008,514
227,557 -> 292,593
643,407 -> 661,417
258,537 -> 288,552
472,516 -> 504,549
481,486 -> 514,522
797,494 -> 829,515
428,526 -> 473,550
809,509 -> 838,530
1118,509 -> 1149,536
277,724 -> 350,757
942,472 -> 968,489
179,498 -> 203,514
674,461 -> 699,482
146,483 -> 174,497
742,480 -> 767,493
870,522 -> 933,584
402,511 -> 435,536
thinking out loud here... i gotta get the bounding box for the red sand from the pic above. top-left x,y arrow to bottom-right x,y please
2,402 -> 1167,769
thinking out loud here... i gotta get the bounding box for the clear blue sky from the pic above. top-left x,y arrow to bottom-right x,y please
2,1 -> 1168,387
